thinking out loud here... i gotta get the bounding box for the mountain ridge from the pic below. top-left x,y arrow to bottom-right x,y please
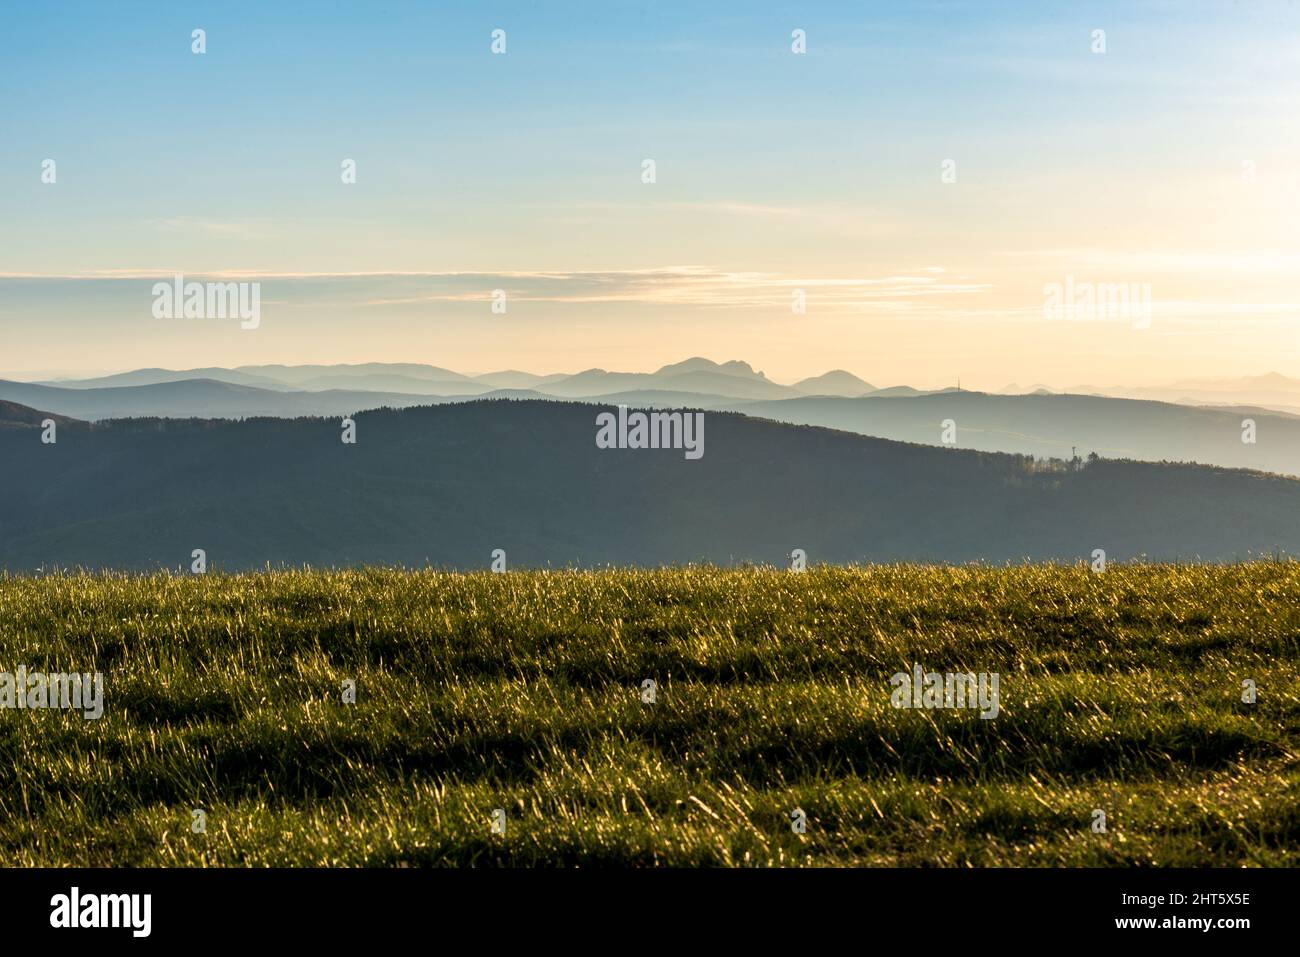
5,373 -> 1300,477
2,398 -> 1296,571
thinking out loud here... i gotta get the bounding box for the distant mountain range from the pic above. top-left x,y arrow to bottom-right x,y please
3,359 -> 1298,477
24,358 -> 876,402
25,358 -> 1299,411
1,398 -> 1296,571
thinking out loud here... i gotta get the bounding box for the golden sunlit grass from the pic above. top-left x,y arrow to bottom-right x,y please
0,563 -> 1296,866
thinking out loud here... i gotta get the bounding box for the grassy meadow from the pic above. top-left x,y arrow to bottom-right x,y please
0,563 -> 1296,867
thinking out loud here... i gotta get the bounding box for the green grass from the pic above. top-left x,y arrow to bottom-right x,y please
0,563 -> 1296,867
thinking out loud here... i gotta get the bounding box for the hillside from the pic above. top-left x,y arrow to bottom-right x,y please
0,378 -> 437,420
1,399 -> 1297,571
0,400 -> 77,429
725,392 -> 1300,477
5,373 -> 1300,478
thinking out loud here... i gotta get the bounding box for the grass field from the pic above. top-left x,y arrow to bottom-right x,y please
0,563 -> 1296,867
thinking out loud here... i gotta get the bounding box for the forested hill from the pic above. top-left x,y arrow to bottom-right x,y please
1,399 -> 1296,570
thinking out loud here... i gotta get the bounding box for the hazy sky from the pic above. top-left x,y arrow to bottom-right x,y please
2,1 -> 1298,388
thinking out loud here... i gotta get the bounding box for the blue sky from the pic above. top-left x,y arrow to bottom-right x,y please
2,1 -> 1298,385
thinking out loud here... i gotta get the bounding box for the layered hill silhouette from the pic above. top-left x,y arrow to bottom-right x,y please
5,357 -> 1299,476
721,392 -> 1300,477
33,361 -> 1299,416
0,378 -> 436,420
26,357 -> 798,402
1,399 -> 1296,571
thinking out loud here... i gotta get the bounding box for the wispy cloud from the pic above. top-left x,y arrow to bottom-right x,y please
350,267 -> 986,310
0,266 -> 986,312
540,200 -> 899,237
995,248 -> 1300,274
